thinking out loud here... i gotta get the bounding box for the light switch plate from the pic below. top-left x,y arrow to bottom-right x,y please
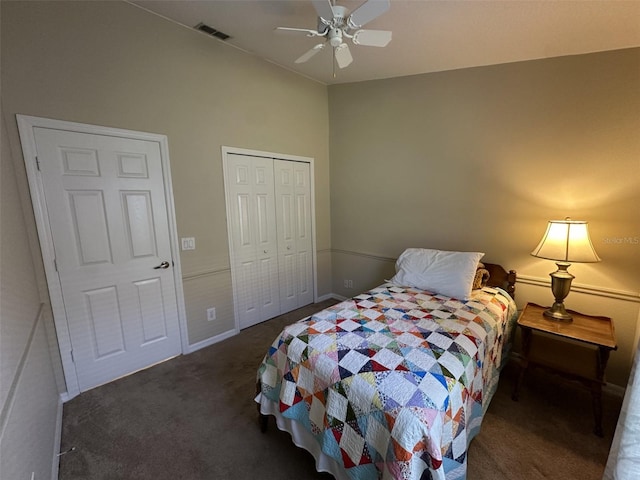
181,237 -> 195,250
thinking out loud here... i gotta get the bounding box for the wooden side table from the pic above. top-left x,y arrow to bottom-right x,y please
511,302 -> 617,436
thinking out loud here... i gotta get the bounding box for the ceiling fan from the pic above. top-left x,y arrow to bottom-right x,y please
276,0 -> 392,71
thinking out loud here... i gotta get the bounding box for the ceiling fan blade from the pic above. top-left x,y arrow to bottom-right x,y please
349,0 -> 390,28
275,26 -> 321,37
311,0 -> 335,21
334,43 -> 353,69
295,43 -> 325,64
352,29 -> 392,47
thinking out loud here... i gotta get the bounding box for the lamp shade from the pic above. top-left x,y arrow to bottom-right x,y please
531,219 -> 601,263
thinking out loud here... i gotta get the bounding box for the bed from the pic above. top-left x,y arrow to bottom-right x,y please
256,249 -> 517,480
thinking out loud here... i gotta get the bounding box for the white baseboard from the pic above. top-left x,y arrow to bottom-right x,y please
51,395 -> 64,480
189,298 -> 345,353
316,293 -> 346,302
604,382 -> 626,398
186,328 -> 237,353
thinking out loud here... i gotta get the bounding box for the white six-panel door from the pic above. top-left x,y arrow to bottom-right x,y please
33,127 -> 182,392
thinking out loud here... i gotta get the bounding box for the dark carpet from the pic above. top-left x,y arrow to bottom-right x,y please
58,300 -> 621,479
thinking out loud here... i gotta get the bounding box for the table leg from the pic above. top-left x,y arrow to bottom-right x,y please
512,327 -> 532,401
590,383 -> 604,437
590,346 -> 611,437
256,380 -> 268,433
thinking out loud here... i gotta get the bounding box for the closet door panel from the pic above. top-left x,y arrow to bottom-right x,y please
275,161 -> 298,313
280,251 -> 297,310
236,258 -> 260,329
293,162 -> 314,306
253,162 -> 280,322
226,154 -> 280,328
297,249 -> 312,301
275,160 -> 313,312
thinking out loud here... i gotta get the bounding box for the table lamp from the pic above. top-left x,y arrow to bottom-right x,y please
530,218 -> 601,321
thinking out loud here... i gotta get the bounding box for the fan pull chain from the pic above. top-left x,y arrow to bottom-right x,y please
333,47 -> 336,78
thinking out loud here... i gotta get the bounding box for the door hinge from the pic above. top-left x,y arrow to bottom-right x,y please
35,156 -> 41,171
70,350 -> 75,363
53,258 -> 58,272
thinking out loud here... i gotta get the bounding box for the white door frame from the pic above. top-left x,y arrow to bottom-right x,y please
17,115 -> 189,400
221,146 -> 318,333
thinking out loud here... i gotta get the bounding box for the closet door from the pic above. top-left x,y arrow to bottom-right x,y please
225,154 -> 280,329
274,160 -> 314,314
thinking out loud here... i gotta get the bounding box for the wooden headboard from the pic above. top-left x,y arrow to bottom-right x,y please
482,263 -> 517,298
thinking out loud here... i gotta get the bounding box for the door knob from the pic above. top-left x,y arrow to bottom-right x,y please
154,261 -> 170,269
287,245 -> 292,250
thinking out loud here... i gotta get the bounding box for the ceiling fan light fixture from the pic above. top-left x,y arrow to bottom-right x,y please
329,28 -> 343,47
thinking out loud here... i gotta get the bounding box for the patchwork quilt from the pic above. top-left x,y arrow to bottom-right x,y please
257,284 -> 517,480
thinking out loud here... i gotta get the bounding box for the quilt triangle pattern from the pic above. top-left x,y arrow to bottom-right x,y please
258,284 -> 517,480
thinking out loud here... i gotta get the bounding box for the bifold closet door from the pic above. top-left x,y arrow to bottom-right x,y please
274,160 -> 313,314
225,154 -> 280,329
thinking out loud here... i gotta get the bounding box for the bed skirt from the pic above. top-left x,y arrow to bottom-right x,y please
256,392 -> 351,480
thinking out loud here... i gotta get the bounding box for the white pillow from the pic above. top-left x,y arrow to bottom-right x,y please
389,248 -> 485,300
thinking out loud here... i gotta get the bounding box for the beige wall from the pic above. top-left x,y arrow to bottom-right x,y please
328,49 -> 640,386
1,0 -> 331,348
1,103 -> 63,479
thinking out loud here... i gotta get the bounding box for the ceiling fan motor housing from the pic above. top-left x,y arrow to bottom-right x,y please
330,5 -> 349,25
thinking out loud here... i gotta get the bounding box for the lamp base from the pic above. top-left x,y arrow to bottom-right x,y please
543,302 -> 573,321
544,262 -> 575,322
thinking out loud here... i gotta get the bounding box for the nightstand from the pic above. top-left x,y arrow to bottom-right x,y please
511,302 -> 617,436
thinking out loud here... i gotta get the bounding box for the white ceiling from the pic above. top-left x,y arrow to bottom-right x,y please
131,0 -> 640,85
